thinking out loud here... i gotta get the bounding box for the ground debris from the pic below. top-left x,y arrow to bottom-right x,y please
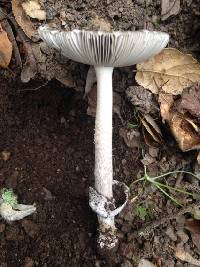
138,259 -> 156,267
126,86 -> 158,115
161,0 -> 180,21
12,0 -> 39,41
136,48 -> 200,95
175,245 -> 200,266
22,0 -> 46,21
0,23 -> 12,68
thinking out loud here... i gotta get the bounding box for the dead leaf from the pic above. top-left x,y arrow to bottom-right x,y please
12,0 -> 39,41
161,0 -> 180,21
175,246 -> 200,266
141,114 -> 163,146
126,86 -> 158,115
158,93 -> 174,122
185,219 -> 200,252
170,114 -> 200,151
0,24 -> 12,68
119,128 -> 141,149
22,0 -> 46,21
136,48 -> 200,95
177,83 -> 200,117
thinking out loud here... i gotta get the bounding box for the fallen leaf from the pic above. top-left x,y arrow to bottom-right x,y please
126,86 -> 158,115
185,219 -> 200,234
119,128 -> 141,149
175,246 -> 200,266
161,0 -> 180,21
170,114 -> 200,151
177,83 -> 200,117
12,0 -> 39,41
158,93 -> 174,122
136,48 -> 200,95
141,114 -> 163,145
0,24 -> 12,68
22,0 -> 46,21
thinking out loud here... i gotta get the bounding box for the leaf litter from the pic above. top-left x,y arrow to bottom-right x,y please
0,23 -> 12,68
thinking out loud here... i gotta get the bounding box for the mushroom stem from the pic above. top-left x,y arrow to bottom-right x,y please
94,66 -> 113,201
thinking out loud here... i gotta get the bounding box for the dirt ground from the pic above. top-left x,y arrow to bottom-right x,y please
0,0 -> 200,267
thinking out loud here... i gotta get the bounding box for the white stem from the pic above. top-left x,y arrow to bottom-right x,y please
94,66 -> 113,201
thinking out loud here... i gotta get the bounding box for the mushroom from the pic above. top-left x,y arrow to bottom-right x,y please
38,27 -> 169,249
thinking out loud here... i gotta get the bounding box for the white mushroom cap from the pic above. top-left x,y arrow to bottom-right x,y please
38,26 -> 169,67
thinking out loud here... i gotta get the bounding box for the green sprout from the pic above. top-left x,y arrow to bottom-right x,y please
1,189 -> 18,208
135,204 -> 152,220
127,122 -> 138,129
131,167 -> 200,206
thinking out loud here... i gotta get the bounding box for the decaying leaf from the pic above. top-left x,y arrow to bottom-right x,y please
136,48 -> 200,95
126,86 -> 158,115
0,24 -> 12,68
185,219 -> 200,252
175,246 -> 200,266
159,93 -> 174,122
161,0 -> 180,21
22,0 -> 46,21
141,114 -> 163,146
177,83 -> 200,117
119,128 -> 141,149
170,114 -> 200,151
12,0 -> 39,41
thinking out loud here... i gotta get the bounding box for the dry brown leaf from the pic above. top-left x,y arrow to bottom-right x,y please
22,0 -> 46,21
158,93 -> 174,122
175,246 -> 200,266
0,24 -> 12,68
136,48 -> 200,95
141,114 -> 163,146
12,0 -> 39,41
170,114 -> 200,151
161,0 -> 180,21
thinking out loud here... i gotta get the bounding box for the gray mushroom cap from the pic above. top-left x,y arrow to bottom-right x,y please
38,26 -> 169,67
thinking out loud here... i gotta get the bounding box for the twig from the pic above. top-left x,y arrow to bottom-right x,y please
18,81 -> 48,92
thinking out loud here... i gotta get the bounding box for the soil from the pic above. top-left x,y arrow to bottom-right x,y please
0,0 -> 200,267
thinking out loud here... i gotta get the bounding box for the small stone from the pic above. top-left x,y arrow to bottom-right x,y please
1,151 -> 11,161
165,226 -> 177,242
22,220 -> 39,239
24,257 -> 34,267
0,223 -> 6,233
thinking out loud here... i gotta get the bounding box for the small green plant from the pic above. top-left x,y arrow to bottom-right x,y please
1,189 -> 18,208
135,204 -> 152,220
127,122 -> 138,129
132,167 -> 200,206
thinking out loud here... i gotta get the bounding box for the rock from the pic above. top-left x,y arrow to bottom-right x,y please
23,257 -> 34,267
122,260 -> 133,267
22,220 -> 39,238
165,226 -> 177,242
138,259 -> 156,267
